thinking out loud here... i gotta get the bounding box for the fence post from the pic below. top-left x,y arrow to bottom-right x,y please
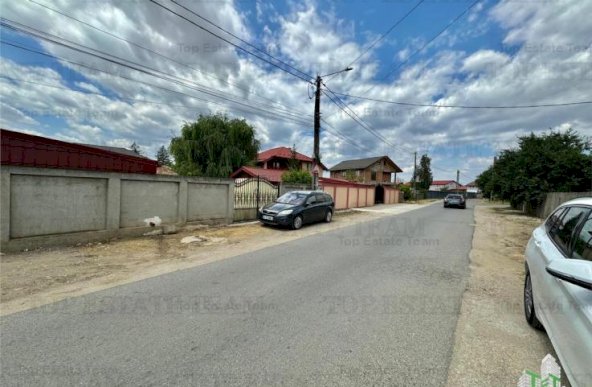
256,175 -> 260,211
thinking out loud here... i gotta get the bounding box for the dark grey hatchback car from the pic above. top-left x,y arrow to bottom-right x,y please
258,191 -> 335,229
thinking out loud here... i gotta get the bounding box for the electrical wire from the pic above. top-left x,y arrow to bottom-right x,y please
346,0 -> 425,68
379,0 -> 482,82
0,40 -> 312,127
148,0 -> 312,83
168,0 -> 312,81
329,92 -> 592,109
0,20 -> 310,123
26,0 -> 305,111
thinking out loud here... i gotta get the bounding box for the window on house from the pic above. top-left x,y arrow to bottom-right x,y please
371,171 -> 376,181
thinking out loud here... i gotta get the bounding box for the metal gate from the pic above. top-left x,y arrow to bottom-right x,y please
234,176 -> 280,209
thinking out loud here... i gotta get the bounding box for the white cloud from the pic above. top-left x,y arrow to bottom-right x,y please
0,0 -> 589,181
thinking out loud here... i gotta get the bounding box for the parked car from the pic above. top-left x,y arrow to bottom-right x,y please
523,197 -> 592,387
258,191 -> 335,230
443,194 -> 466,209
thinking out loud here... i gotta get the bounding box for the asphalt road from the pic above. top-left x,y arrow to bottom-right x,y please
1,201 -> 475,386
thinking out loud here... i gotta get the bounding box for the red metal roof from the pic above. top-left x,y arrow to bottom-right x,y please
431,180 -> 457,185
230,166 -> 287,183
319,177 -> 373,187
257,147 -> 312,163
1,128 -> 158,174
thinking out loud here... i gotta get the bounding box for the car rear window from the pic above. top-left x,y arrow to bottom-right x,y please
549,206 -> 590,254
545,207 -> 567,233
573,216 -> 592,261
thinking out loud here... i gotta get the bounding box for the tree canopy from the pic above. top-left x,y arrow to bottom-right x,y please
130,141 -> 142,155
281,169 -> 312,184
170,114 -> 260,177
476,129 -> 591,209
280,144 -> 313,184
155,145 -> 172,166
415,154 -> 433,190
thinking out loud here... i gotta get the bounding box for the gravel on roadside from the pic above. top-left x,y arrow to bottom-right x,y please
445,204 -> 565,386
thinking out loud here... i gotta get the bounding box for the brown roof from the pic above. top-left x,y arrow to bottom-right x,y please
330,155 -> 402,173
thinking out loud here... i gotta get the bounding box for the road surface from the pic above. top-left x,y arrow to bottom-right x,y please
1,201 -> 475,386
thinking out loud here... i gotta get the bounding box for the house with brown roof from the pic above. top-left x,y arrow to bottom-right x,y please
329,156 -> 402,185
230,146 -> 328,183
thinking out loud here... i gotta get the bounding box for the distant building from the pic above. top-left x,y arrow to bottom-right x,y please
329,156 -> 402,185
428,180 -> 462,191
465,180 -> 480,195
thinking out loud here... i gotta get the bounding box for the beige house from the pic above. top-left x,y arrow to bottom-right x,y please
329,156 -> 403,184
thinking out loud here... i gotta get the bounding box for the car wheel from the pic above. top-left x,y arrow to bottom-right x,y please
292,215 -> 303,230
324,210 -> 333,223
524,271 -> 544,330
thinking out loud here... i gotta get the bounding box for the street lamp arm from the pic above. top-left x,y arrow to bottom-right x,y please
319,67 -> 353,78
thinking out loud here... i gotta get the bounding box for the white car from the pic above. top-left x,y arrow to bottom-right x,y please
524,197 -> 592,387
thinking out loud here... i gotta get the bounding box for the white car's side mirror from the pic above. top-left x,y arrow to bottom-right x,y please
546,259 -> 592,290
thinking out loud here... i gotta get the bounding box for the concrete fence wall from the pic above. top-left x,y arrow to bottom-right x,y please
537,192 -> 592,219
1,166 -> 234,251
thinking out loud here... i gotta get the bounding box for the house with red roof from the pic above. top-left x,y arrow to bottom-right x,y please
428,180 -> 463,191
230,146 -> 327,183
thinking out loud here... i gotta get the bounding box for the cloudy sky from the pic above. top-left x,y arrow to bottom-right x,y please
1,0 -> 590,182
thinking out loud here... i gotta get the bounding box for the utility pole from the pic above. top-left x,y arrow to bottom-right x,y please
413,151 -> 417,202
312,75 -> 321,190
310,67 -> 353,190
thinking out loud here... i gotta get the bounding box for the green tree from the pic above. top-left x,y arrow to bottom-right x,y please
399,185 -> 412,201
415,154 -> 433,190
170,114 -> 260,177
281,169 -> 312,185
155,145 -> 172,166
476,129 -> 591,210
287,144 -> 300,170
130,141 -> 142,155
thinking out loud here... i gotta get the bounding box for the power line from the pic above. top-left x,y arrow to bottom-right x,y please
25,0 -> 302,111
0,50 -> 361,152
321,0 -> 482,124
330,92 -> 592,109
147,0 -> 312,83
321,88 -> 398,150
1,23 -> 367,154
0,40 -> 312,128
167,0 -> 312,81
347,0 -> 425,68
1,20 -> 310,123
379,0 -> 482,82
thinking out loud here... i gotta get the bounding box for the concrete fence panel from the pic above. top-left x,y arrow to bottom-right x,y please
10,174 -> 108,238
366,187 -> 375,206
335,186 -> 348,209
188,182 -> 230,221
350,188 -> 358,208
120,180 -> 180,228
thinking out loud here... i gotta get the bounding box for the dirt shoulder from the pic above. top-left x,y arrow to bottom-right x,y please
446,204 -> 559,386
1,203 -> 431,316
